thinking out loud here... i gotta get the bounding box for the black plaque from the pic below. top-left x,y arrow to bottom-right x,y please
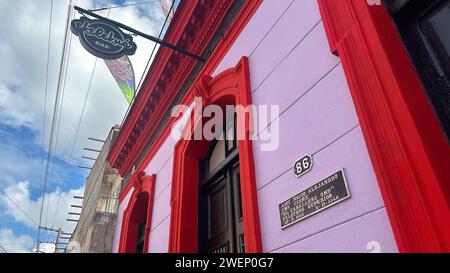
279,169 -> 350,229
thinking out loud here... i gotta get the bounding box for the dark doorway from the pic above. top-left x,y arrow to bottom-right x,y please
136,216 -> 147,253
385,0 -> 450,142
124,192 -> 149,253
198,116 -> 245,253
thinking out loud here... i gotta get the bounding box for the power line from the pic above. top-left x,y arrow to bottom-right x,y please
0,242 -> 31,245
80,6 -> 177,231
50,0 -> 79,229
118,0 -> 176,132
45,9 -> 75,227
73,2 -> 176,242
90,0 -> 160,12
39,0 -> 54,237
36,1 -> 73,251
137,0 -> 175,90
0,244 -> 7,253
0,191 -> 39,227
48,33 -> 79,229
50,0 -> 173,241
50,0 -> 112,228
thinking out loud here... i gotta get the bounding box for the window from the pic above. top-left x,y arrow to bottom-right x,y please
198,117 -> 244,253
386,0 -> 450,142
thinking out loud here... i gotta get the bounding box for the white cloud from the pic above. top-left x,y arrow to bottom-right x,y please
0,228 -> 34,253
0,0 -> 165,163
0,0 -> 167,252
0,138 -> 41,189
1,180 -> 84,233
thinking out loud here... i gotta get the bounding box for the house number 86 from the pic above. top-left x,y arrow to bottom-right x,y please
293,154 -> 313,178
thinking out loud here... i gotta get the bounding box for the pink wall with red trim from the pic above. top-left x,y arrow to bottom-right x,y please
112,0 -> 398,253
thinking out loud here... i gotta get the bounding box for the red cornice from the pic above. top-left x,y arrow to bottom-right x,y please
116,0 -> 262,208
318,0 -> 450,252
108,0 -> 235,176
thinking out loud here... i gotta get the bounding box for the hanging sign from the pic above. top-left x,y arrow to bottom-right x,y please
279,169 -> 351,229
70,16 -> 137,60
293,154 -> 313,178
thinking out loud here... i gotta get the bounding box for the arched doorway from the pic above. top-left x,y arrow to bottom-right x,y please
169,57 -> 262,253
119,173 -> 156,253
125,192 -> 148,253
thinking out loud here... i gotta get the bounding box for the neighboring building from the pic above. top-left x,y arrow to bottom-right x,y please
108,0 -> 450,253
70,126 -> 122,253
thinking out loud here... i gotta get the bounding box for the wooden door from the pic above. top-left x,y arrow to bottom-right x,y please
198,116 -> 245,253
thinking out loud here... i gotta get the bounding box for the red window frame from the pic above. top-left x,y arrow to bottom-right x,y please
118,172 -> 157,253
168,57 -> 263,253
318,0 -> 450,252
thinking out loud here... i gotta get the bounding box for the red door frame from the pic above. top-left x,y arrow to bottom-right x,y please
168,57 -> 263,253
118,172 -> 157,253
318,0 -> 450,252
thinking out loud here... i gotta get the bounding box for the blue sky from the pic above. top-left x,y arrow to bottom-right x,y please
0,0 -> 170,253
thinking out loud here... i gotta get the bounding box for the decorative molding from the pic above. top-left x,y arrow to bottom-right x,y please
118,173 -> 156,253
115,0 -> 263,202
168,57 -> 262,253
108,0 -> 235,176
318,0 -> 450,252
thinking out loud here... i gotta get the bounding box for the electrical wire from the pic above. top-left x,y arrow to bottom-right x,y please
36,1 -> 73,251
0,244 -> 7,253
90,0 -> 160,12
44,16 -> 74,229
137,0 -> 175,89
117,0 -> 176,133
38,0 -> 54,239
0,242 -> 32,245
0,191 -> 39,227
50,0 -> 175,250
50,59 -> 98,228
50,0 -> 112,229
47,1 -> 77,229
67,2 -> 177,251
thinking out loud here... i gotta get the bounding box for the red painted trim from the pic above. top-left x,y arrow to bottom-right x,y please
116,0 -> 263,203
118,172 -> 156,253
115,0 -> 262,252
108,0 -> 196,170
168,57 -> 262,253
318,0 -> 450,252
109,0 -> 237,176
118,175 -> 134,203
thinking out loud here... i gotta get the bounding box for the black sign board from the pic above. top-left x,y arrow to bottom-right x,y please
71,16 -> 137,60
293,154 -> 313,177
279,169 -> 350,229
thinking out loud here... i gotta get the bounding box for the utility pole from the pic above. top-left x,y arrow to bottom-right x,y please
36,226 -> 66,253
54,228 -> 61,253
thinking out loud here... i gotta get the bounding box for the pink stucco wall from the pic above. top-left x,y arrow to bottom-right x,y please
113,0 -> 398,253
112,188 -> 133,252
